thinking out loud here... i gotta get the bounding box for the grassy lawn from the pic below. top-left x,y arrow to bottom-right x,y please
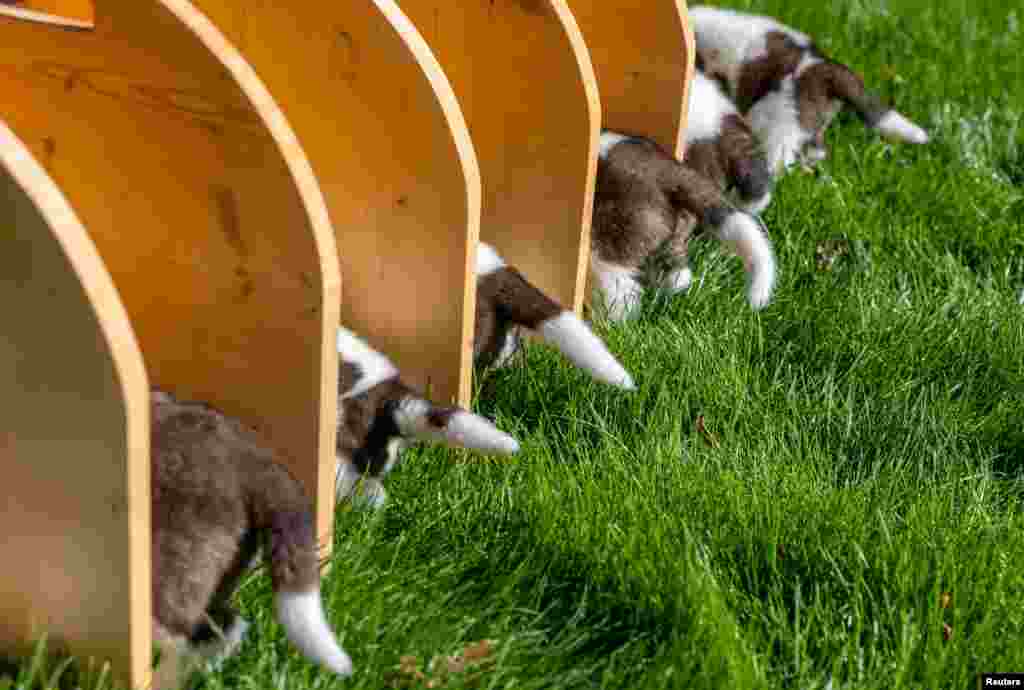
9,0 -> 1023,688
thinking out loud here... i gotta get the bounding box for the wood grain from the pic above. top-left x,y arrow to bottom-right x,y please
190,0 -> 480,406
399,0 -> 600,316
565,0 -> 695,157
0,118 -> 151,690
0,3 -> 343,684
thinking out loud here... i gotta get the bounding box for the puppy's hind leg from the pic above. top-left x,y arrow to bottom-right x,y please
662,216 -> 697,295
590,256 -> 643,322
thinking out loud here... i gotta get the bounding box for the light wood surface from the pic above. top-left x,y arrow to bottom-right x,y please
566,0 -> 695,157
0,0 -> 93,29
187,0 -> 480,407
399,0 -> 600,315
0,120 -> 151,689
0,3 -> 342,684
0,1 -> 341,546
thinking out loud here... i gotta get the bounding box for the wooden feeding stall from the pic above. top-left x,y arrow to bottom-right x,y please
398,0 -> 601,316
184,0 -> 482,407
565,0 -> 695,157
0,120 -> 152,689
0,1 -> 341,685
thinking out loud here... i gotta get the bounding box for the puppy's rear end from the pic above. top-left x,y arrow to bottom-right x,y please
151,391 -> 353,684
685,69 -> 774,215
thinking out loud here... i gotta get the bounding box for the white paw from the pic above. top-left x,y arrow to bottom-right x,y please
358,478 -> 388,509
493,330 -> 522,367
335,459 -> 361,503
667,266 -> 693,293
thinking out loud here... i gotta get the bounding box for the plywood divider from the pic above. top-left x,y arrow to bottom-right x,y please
566,0 -> 695,158
399,0 -> 600,316
0,0 -> 93,29
0,121 -> 151,690
0,0 -> 341,625
187,0 -> 480,408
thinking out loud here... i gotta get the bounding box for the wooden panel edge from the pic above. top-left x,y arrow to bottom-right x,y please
159,0 -> 343,548
0,118 -> 151,690
376,0 -> 482,408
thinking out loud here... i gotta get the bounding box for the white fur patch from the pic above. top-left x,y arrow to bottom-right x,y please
590,256 -> 643,322
715,212 -> 777,309
357,478 -> 388,509
335,458 -> 362,502
599,131 -> 632,159
747,79 -> 807,174
537,312 -> 636,390
394,397 -> 520,454
667,266 -> 694,293
685,71 -> 730,143
275,589 -> 353,677
874,110 -> 930,144
689,5 -> 812,87
493,329 -> 523,367
475,242 -> 506,277
442,411 -> 521,454
337,326 -> 399,399
336,457 -> 393,510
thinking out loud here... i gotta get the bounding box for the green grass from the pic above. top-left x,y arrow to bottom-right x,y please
8,0 -> 1023,688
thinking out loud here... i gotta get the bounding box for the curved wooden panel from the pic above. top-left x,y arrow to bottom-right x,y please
0,121 -> 150,689
566,0 -> 695,157
0,1 -> 341,552
187,0 -> 480,407
0,0 -> 93,29
400,0 -> 600,314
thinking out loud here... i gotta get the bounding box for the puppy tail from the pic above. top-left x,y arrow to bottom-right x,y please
256,474 -> 354,677
664,165 -> 777,309
393,394 -> 521,455
712,210 -> 777,309
477,244 -> 636,389
822,61 -> 930,144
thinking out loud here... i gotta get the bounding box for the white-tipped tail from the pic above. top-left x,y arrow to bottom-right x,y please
441,411 -> 521,455
715,212 -> 777,309
874,111 -> 930,144
275,589 -> 354,677
395,398 -> 521,455
537,312 -> 636,390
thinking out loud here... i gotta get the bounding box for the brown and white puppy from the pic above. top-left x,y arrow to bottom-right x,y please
474,242 -> 636,390
336,325 -> 520,509
151,389 -> 352,685
684,67 -> 774,215
592,130 -> 776,321
689,5 -> 930,174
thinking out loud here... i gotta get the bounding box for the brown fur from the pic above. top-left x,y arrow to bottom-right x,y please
735,31 -> 805,113
473,266 -> 561,368
151,391 -> 320,643
338,371 -> 412,477
685,112 -> 773,206
797,61 -> 888,129
151,389 -> 330,687
729,31 -> 897,159
593,136 -> 730,272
